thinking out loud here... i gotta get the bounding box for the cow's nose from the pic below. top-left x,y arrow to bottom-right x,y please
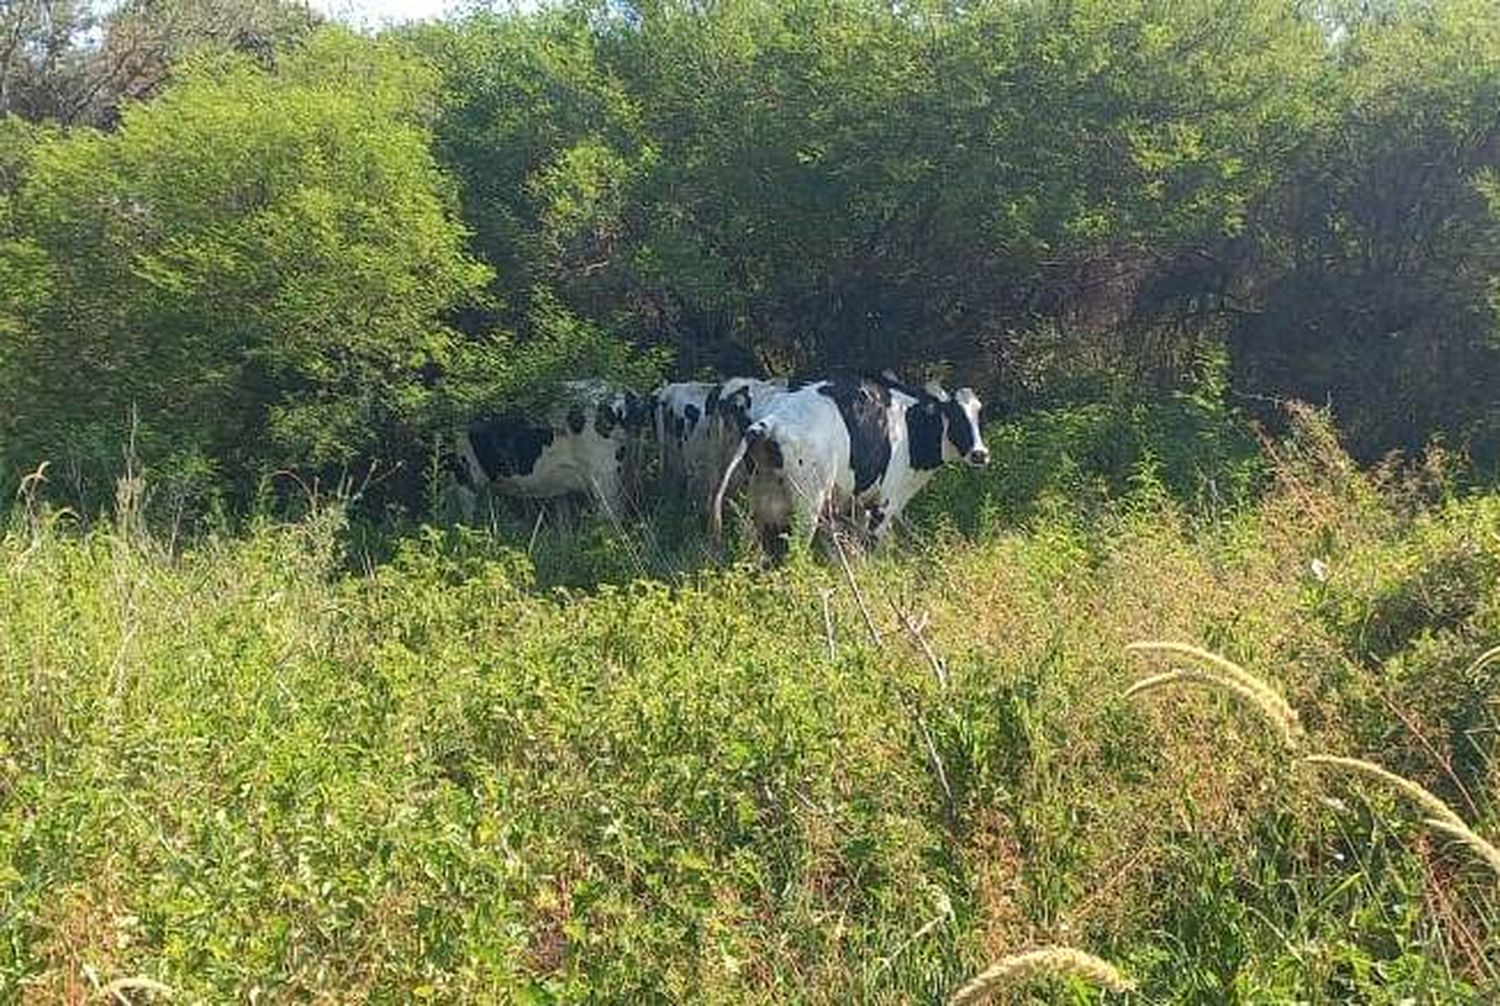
969,447 -> 990,466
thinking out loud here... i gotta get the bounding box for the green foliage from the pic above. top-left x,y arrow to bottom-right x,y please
578,0 -> 1324,374
403,7 -> 650,326
910,361 -> 1265,538
4,449 -> 1499,1000
5,0 -> 1500,514
1229,0 -> 1500,466
0,0 -> 320,126
0,29 -> 490,508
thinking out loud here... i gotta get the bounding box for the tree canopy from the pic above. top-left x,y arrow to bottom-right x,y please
3,0 -> 1499,510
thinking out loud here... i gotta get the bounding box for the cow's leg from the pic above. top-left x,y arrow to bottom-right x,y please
798,491 -> 827,553
686,454 -> 713,514
750,474 -> 792,561
865,501 -> 895,550
451,483 -> 478,525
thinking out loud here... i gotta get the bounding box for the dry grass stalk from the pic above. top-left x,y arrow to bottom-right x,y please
1302,754 -> 1465,827
1424,818 -> 1500,880
1124,642 -> 1301,747
1465,644 -> 1500,681
950,946 -> 1135,1004
100,975 -> 174,1003
831,528 -> 882,646
889,595 -> 948,689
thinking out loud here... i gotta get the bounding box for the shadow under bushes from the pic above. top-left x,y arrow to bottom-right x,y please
907,385 -> 1267,539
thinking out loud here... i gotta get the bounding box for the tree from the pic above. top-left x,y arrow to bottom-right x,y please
1227,0 -> 1500,465
0,28 -> 491,507
0,0 -> 318,127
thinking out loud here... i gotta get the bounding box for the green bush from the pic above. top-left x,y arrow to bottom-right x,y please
0,28 -> 490,510
5,452 -> 1499,1000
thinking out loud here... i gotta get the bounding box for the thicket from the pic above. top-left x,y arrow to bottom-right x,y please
2,0 -> 1500,510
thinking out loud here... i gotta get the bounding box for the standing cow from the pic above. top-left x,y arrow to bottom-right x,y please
653,380 -> 719,503
654,376 -> 789,509
448,380 -> 653,519
709,373 -> 988,557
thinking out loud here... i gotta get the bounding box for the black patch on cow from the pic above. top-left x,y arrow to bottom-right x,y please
719,385 -> 755,433
567,406 -> 586,435
683,403 -> 701,432
745,425 -> 784,472
594,403 -> 618,437
616,446 -> 626,461
873,370 -> 924,401
944,400 -> 976,456
466,417 -> 555,479
624,391 -> 653,431
906,399 -> 945,471
817,378 -> 891,493
441,449 -> 472,487
763,437 -> 784,470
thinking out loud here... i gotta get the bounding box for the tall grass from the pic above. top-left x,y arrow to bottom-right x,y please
2,415 -> 1499,1001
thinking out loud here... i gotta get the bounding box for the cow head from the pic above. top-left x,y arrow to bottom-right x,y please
922,381 -> 990,467
620,390 -> 655,432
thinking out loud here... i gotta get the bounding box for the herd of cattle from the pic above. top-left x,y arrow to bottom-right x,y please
445,371 -> 990,556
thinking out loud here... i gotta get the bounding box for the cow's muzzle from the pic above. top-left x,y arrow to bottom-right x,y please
967,448 -> 991,467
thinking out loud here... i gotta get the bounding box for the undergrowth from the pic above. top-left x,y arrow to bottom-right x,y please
2,410 -> 1499,1002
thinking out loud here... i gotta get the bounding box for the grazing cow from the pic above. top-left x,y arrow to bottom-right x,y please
448,380 -> 652,518
710,373 -> 988,557
654,376 -> 790,508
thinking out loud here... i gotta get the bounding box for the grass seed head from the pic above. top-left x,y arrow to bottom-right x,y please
1424,818 -> 1500,880
1302,754 -> 1465,827
100,975 -> 174,1002
949,946 -> 1136,1005
1465,643 -> 1500,682
1124,642 -> 1302,747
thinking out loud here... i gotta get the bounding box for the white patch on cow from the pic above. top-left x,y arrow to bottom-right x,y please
653,380 -> 717,504
457,380 -> 645,519
711,376 -> 990,554
710,380 -> 848,550
656,376 -> 790,510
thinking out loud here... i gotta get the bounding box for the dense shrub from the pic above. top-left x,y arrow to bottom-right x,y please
6,1 -> 1500,511
0,29 -> 490,508
1227,0 -> 1500,467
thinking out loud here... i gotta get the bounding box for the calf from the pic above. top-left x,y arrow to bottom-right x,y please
709,373 -> 988,557
449,380 -> 652,518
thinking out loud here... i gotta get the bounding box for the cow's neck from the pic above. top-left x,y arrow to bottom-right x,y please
904,403 -> 947,472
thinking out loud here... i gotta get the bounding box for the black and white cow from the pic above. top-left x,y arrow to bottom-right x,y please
654,376 -> 789,508
653,380 -> 718,500
448,380 -> 653,518
709,373 -> 988,557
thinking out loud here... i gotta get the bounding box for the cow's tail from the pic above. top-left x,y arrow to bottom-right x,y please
710,422 -> 762,542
